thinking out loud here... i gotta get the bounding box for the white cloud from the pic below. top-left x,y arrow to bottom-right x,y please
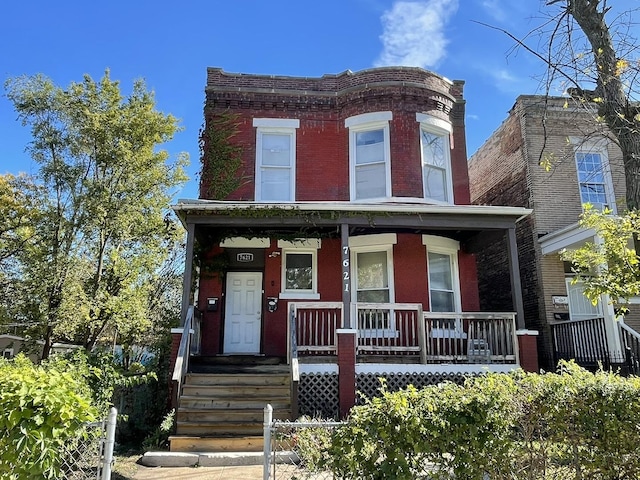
375,0 -> 459,69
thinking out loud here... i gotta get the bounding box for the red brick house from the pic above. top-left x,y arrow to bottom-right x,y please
168,67 -> 533,452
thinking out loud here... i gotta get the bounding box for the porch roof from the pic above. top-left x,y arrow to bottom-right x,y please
172,199 -> 531,230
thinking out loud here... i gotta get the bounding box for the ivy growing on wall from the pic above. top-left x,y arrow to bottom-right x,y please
199,111 -> 246,200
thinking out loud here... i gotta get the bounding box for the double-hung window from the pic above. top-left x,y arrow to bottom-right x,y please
346,112 -> 392,201
278,239 -> 320,299
350,234 -> 397,336
417,114 -> 453,203
573,139 -> 615,213
254,118 -> 299,202
423,235 -> 462,336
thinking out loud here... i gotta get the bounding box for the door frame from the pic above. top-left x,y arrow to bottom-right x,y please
222,270 -> 264,354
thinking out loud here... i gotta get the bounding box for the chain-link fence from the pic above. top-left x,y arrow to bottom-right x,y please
60,407 -> 117,480
264,405 -> 342,480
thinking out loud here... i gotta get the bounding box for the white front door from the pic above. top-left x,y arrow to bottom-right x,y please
224,272 -> 263,354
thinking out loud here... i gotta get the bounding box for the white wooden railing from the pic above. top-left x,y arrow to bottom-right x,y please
171,306 -> 195,407
289,301 -> 518,365
289,302 -> 342,355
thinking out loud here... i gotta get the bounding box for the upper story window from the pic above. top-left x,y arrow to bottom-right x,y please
346,112 -> 392,201
253,118 -> 299,202
572,138 -> 615,213
417,114 -> 453,203
278,239 -> 320,300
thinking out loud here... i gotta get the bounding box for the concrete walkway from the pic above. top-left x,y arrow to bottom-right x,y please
133,464 -> 264,479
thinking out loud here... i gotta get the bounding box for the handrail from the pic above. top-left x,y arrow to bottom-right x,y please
171,305 -> 194,408
289,304 -> 299,382
619,319 -> 640,340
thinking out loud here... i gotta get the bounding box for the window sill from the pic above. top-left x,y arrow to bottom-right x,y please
279,292 -> 320,300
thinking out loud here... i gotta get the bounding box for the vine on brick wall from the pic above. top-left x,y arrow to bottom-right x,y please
199,112 -> 246,200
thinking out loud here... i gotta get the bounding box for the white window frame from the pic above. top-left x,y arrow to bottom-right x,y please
423,235 -> 464,338
278,239 -> 320,300
2,348 -> 13,359
346,112 -> 393,201
254,118 -> 299,202
416,113 -> 454,204
571,137 -> 616,214
349,234 -> 397,337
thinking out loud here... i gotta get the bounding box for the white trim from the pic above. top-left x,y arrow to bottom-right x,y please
425,236 -> 462,315
346,112 -> 393,201
355,363 -> 517,375
336,328 -> 358,334
516,329 -> 539,336
220,237 -> 270,248
173,199 -> 532,221
351,246 -> 396,306
571,137 -> 617,214
253,118 -> 300,129
299,363 -> 339,375
278,239 -> 322,249
349,233 -> 397,248
538,223 -> 596,255
279,292 -> 321,300
280,248 -> 318,296
255,125 -> 297,202
345,111 -> 392,128
171,328 -> 195,334
418,117 -> 454,203
415,113 -> 452,133
422,234 -> 459,250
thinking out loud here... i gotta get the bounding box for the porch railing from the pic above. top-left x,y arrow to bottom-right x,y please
619,320 -> 640,375
551,316 -> 610,368
171,306 -> 196,408
290,302 -> 342,355
423,312 -> 518,364
290,301 -> 518,365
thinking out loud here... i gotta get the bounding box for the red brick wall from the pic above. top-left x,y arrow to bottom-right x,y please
201,66 -> 471,203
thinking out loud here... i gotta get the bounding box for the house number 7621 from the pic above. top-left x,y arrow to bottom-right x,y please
342,246 -> 350,292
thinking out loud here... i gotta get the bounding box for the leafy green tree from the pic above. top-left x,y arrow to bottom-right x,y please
4,71 -> 188,358
561,205 -> 640,305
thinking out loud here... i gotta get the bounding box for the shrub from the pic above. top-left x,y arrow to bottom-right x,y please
328,362 -> 640,480
0,354 -> 98,479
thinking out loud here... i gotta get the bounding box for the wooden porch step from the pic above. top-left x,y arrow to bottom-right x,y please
179,396 -> 291,409
181,384 -> 290,397
169,435 -> 265,453
175,421 -> 265,437
177,407 -> 291,423
186,372 -> 290,386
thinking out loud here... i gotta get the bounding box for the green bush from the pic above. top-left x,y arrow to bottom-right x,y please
328,362 -> 640,480
0,354 -> 98,479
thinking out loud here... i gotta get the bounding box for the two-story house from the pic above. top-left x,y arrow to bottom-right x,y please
168,67 -> 533,453
469,95 -> 640,372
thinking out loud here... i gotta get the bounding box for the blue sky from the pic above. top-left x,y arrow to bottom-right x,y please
1,0 -> 553,200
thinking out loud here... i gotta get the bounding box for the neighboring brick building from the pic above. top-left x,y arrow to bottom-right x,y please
168,67 -> 533,449
469,95 -> 639,370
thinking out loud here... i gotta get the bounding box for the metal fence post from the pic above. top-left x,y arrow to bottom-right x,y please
263,404 -> 273,480
101,407 -> 117,480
